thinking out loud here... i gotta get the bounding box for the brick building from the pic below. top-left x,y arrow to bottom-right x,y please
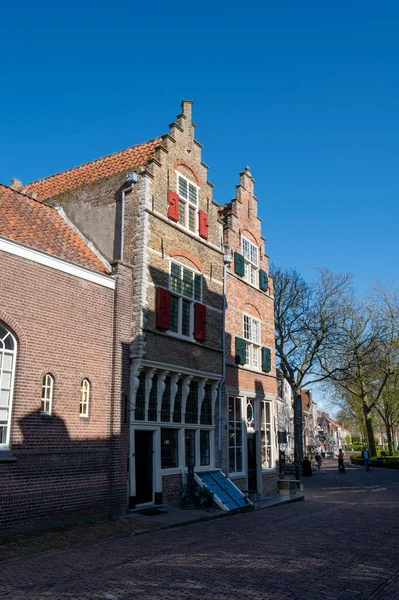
23,101 -> 223,509
3,100 -> 278,526
219,167 -> 278,498
0,184 -> 131,533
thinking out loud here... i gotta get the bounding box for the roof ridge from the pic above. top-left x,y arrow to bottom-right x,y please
0,181 -> 46,204
25,136 -> 163,186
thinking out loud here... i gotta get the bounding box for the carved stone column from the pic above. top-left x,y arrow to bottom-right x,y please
144,368 -> 156,421
198,378 -> 208,424
157,370 -> 169,422
129,361 -> 142,423
181,375 -> 193,425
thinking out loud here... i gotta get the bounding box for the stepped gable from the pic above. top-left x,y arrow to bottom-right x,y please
0,183 -> 110,274
23,138 -> 162,201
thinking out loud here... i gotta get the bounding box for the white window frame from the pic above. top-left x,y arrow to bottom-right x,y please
160,425 -> 215,475
80,378 -> 90,417
41,373 -> 54,415
175,171 -> 200,234
261,400 -> 273,470
0,325 -> 17,450
228,396 -> 245,476
243,314 -> 261,370
242,236 -> 259,286
168,260 -> 203,340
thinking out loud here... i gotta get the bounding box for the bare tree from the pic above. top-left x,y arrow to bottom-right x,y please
318,285 -> 399,456
272,266 -> 352,475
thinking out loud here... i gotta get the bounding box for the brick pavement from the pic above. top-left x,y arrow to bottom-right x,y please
1,461 -> 399,599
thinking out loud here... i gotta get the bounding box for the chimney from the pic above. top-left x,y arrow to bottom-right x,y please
180,100 -> 194,153
11,178 -> 23,190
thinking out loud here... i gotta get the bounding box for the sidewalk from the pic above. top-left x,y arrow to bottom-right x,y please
0,492 -> 304,563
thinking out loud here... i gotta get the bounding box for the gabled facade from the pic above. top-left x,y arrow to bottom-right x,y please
220,167 -> 278,497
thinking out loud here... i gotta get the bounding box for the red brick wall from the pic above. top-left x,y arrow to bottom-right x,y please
0,250 -> 130,533
162,473 -> 182,504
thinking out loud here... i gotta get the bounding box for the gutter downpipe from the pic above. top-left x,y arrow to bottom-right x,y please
218,249 -> 231,468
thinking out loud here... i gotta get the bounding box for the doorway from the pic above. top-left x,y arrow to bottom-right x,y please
135,430 -> 153,505
247,432 -> 257,492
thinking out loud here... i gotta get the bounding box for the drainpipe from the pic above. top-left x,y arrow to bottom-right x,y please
120,172 -> 139,260
218,247 -> 232,468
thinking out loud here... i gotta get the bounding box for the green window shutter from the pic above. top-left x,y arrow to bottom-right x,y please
235,337 -> 246,365
259,269 -> 268,291
262,347 -> 271,373
234,252 -> 244,277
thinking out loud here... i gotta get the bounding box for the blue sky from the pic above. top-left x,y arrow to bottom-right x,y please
1,2 -> 398,304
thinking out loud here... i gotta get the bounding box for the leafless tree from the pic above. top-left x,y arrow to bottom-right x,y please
272,266 -> 352,474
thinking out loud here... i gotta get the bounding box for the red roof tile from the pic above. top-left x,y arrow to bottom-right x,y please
24,138 -> 162,201
0,184 -> 110,274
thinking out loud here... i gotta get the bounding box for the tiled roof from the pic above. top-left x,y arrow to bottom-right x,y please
24,138 -> 162,200
0,184 -> 110,274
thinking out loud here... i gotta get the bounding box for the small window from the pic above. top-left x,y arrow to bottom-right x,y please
229,396 -> 243,474
41,374 -> 54,414
0,323 -> 17,448
176,172 -> 199,232
168,262 -> 203,338
185,429 -> 196,467
80,379 -> 90,417
200,430 -> 211,466
161,428 -> 179,468
242,237 -> 258,286
243,314 -> 261,370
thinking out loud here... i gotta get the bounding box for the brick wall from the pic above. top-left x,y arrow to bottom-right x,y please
0,250 -> 129,533
162,473 -> 182,504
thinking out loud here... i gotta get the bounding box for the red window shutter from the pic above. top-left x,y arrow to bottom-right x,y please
167,190 -> 179,221
194,303 -> 206,341
198,210 -> 209,239
156,287 -> 171,330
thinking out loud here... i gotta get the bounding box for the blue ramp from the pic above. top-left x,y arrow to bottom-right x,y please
195,470 -> 253,512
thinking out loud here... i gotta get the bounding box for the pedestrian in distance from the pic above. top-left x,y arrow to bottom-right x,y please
338,448 -> 345,473
302,456 -> 312,476
361,446 -> 371,471
315,452 -> 322,471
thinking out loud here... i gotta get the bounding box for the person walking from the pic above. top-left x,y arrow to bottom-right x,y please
361,447 -> 371,471
338,448 -> 345,473
315,452 -> 322,471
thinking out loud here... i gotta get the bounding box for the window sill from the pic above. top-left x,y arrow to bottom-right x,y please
0,450 -> 17,463
166,330 -> 196,343
229,472 -> 246,479
80,415 -> 90,420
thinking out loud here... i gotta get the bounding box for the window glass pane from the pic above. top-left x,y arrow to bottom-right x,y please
243,315 -> 250,340
161,428 -> 179,468
0,409 -> 8,423
189,206 -> 196,231
178,200 -> 185,225
182,268 -> 193,298
250,265 -> 257,285
245,343 -> 250,365
161,376 -> 171,422
200,430 -> 210,465
236,447 -> 243,472
194,274 -> 202,301
250,244 -> 258,265
3,354 -> 12,370
135,373 -> 146,420
4,335 -> 14,350
148,374 -> 158,421
170,263 -> 182,294
235,398 -> 242,419
0,390 -> 10,406
185,429 -> 196,466
0,424 -> 7,444
2,372 -> 11,388
185,381 -> 198,424
169,296 -> 179,333
252,346 -> 259,369
182,299 -> 191,336
200,384 -> 213,425
188,183 -> 198,205
242,238 -> 250,260
178,176 -> 188,199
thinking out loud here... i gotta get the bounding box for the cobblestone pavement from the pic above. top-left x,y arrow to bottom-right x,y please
2,461 -> 399,600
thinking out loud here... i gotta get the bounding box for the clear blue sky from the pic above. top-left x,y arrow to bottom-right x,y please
1,0 -> 398,301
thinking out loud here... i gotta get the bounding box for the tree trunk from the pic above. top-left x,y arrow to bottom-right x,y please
364,408 -> 377,457
293,391 -> 303,479
386,425 -> 394,456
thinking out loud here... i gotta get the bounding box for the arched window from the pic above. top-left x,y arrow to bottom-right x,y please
0,323 -> 17,448
80,379 -> 90,417
41,374 -> 54,414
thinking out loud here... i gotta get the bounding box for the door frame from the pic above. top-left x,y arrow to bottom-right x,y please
129,425 -> 161,508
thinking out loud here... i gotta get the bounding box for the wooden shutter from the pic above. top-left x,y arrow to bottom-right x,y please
235,337 -> 246,365
199,210 -> 209,239
234,252 -> 245,277
156,287 -> 171,330
194,303 -> 206,341
262,347 -> 271,372
167,190 -> 179,221
259,269 -> 269,291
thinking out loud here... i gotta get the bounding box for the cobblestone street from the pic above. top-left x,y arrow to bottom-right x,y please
2,461 -> 399,600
